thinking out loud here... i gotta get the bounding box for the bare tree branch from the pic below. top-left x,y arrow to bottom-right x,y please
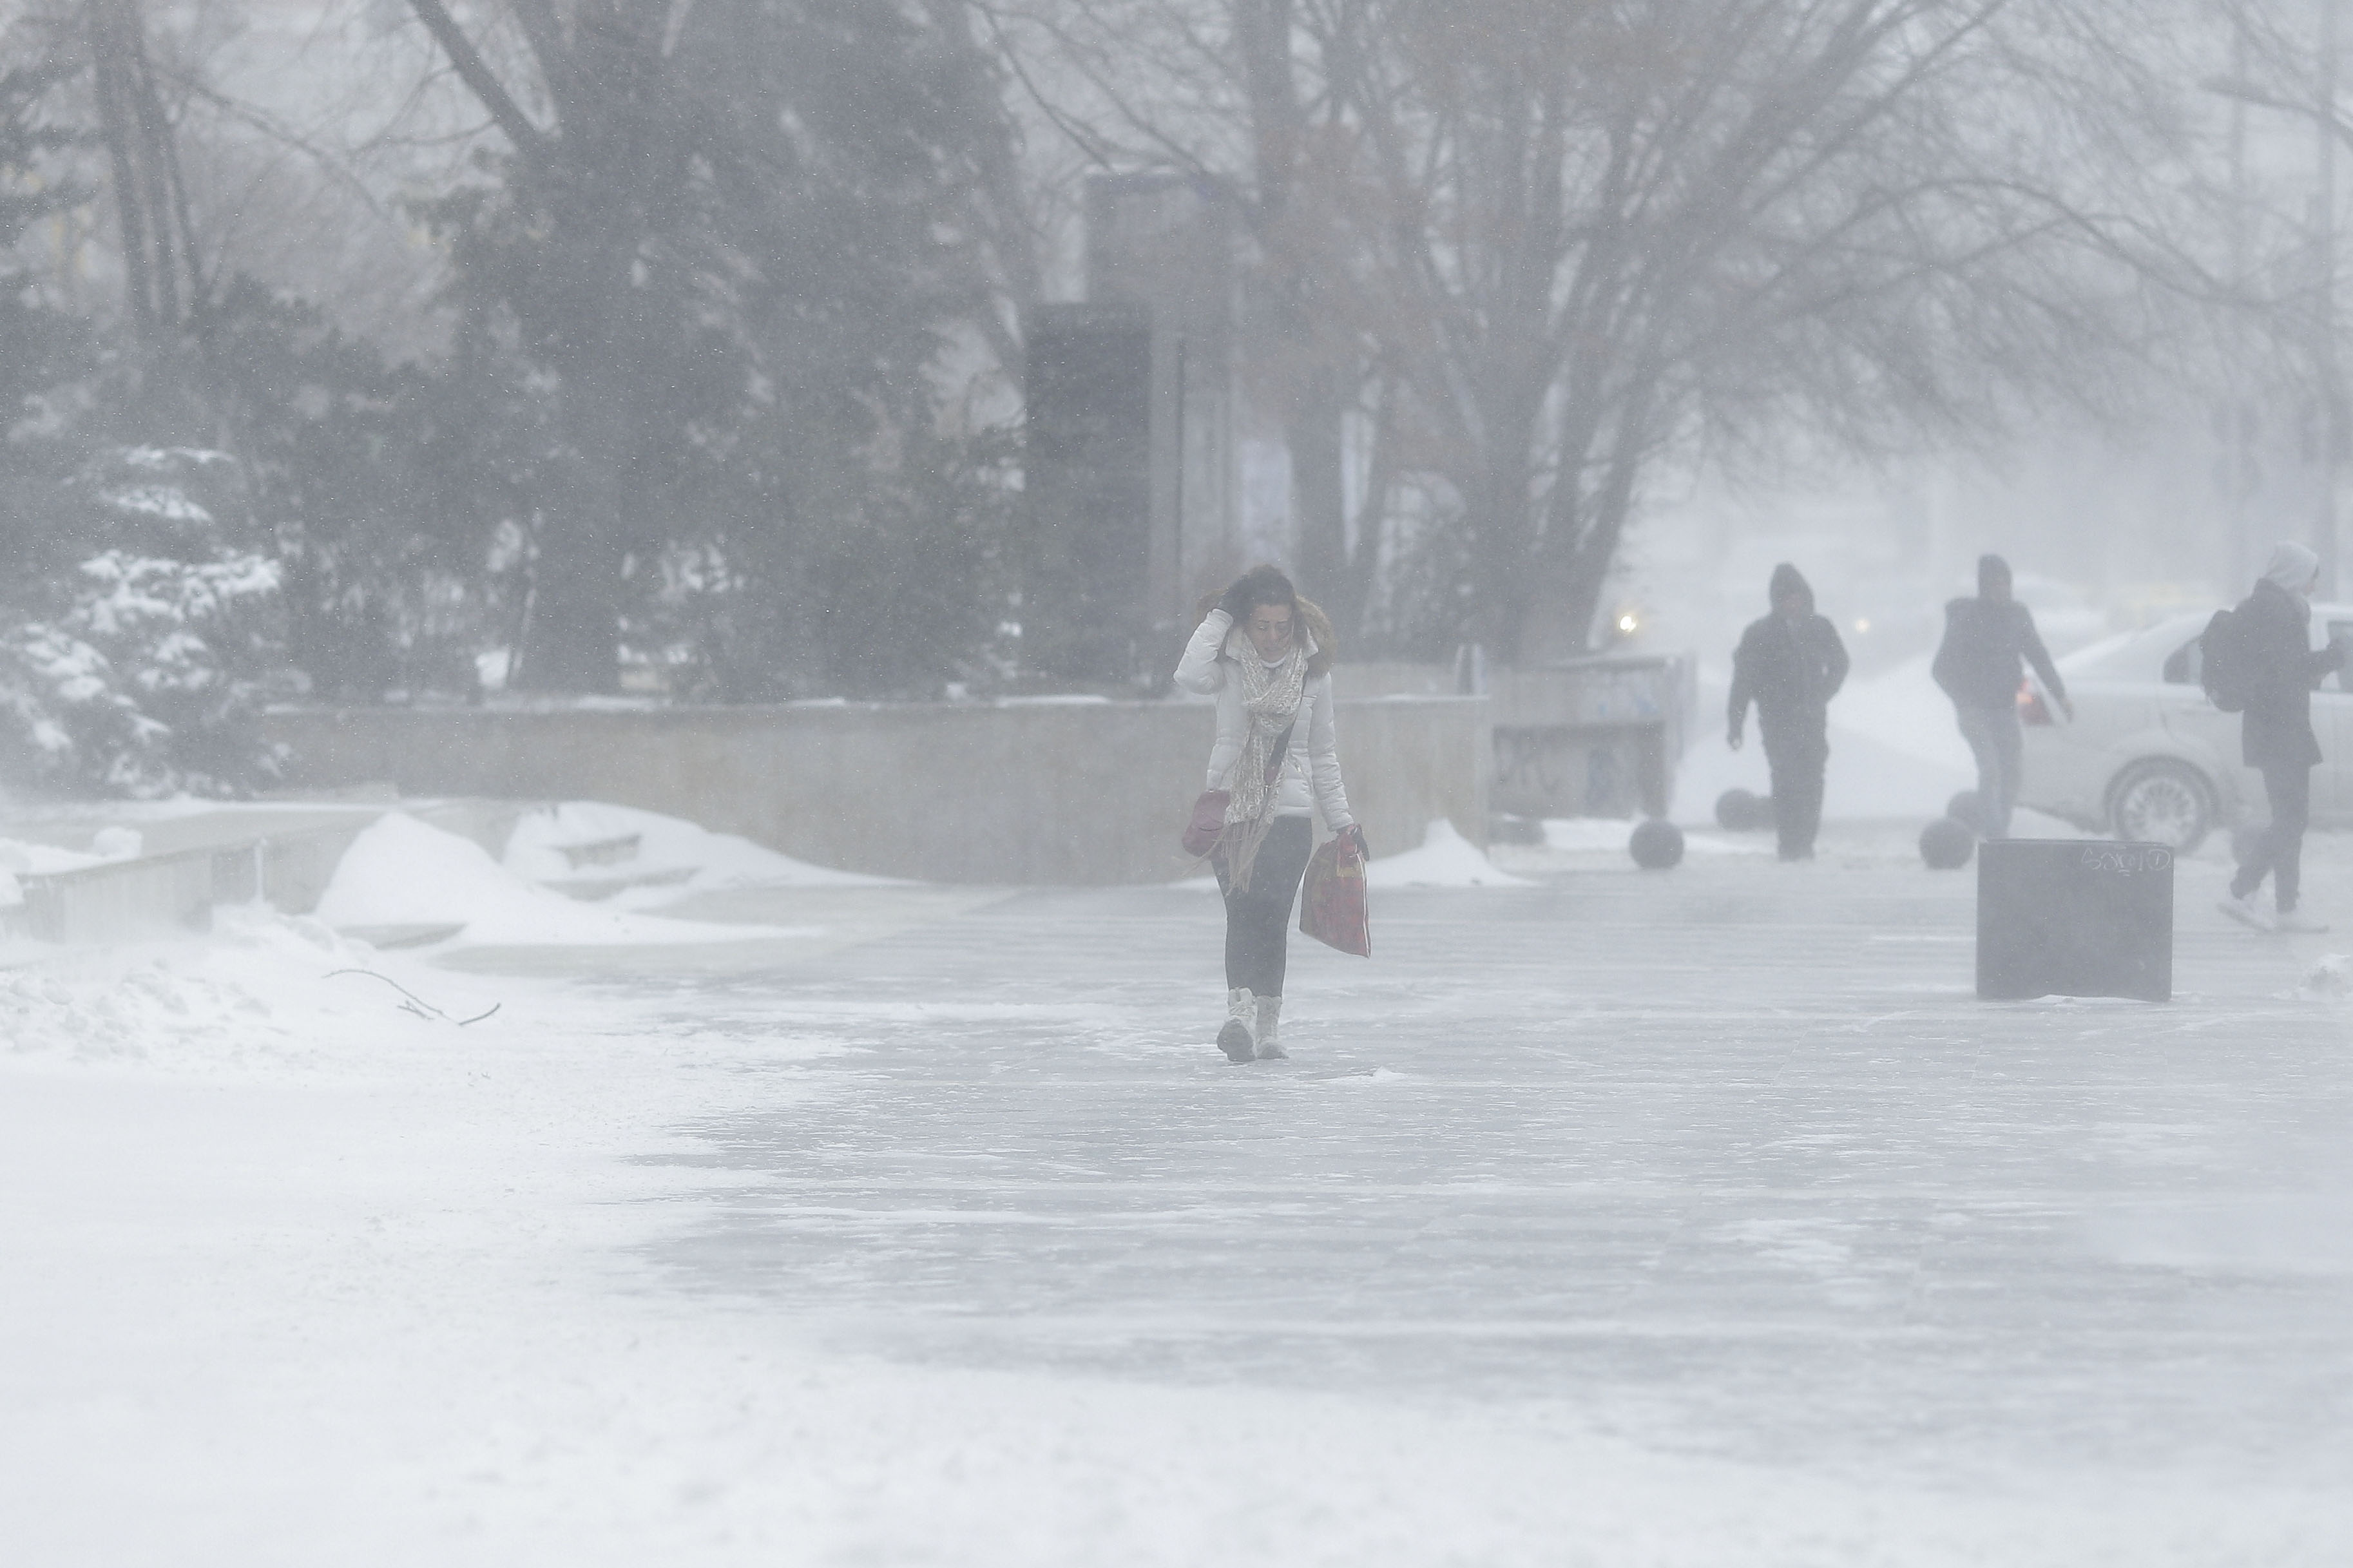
403,0 -> 549,159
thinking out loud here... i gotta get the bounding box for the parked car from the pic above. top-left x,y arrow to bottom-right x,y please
2019,604 -> 2353,852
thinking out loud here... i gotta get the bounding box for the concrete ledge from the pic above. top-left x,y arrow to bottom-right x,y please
13,846 -> 217,944
1342,656 -> 1696,819
3,799 -> 525,945
260,698 -> 1491,885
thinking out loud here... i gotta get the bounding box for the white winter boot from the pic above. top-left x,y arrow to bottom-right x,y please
1254,995 -> 1287,1060
1218,988 -> 1258,1062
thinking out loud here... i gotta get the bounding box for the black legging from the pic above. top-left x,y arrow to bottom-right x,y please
2234,763 -> 2312,912
1216,817 -> 1314,995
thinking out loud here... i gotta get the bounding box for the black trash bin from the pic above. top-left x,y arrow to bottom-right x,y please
1977,839 -> 2173,1002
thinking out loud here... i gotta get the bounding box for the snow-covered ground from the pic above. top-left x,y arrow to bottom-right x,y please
501,800 -> 899,895
314,810 -> 824,946
5,807 -> 2352,1564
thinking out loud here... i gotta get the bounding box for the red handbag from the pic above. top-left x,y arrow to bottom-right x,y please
1182,790 -> 1231,857
1182,722 -> 1294,857
1300,832 -> 1370,956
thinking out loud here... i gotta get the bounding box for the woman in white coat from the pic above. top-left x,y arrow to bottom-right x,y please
1173,566 -> 1363,1062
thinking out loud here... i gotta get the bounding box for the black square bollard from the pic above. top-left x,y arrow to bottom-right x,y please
1977,840 -> 2173,1002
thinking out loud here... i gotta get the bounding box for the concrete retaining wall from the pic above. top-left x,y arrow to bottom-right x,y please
14,846 -> 217,944
260,697 -> 1490,885
4,800 -> 524,944
1343,657 -> 1695,819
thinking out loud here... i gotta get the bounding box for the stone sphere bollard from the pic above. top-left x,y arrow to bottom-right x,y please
1946,790 -> 1986,834
1715,789 -> 1772,832
1629,817 -> 1686,869
1920,816 -> 1977,870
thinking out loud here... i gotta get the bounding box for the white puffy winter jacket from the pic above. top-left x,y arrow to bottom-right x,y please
1171,609 -> 1355,827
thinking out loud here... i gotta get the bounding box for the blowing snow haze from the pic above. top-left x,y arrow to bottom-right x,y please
3,3 -> 2352,1565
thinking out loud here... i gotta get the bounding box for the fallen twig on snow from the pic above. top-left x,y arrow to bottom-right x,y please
325,968 -> 501,1026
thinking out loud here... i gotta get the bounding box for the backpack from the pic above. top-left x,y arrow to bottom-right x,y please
2200,607 -> 2254,712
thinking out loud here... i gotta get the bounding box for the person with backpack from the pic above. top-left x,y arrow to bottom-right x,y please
2215,540 -> 2345,933
1728,564 -> 1850,861
1931,554 -> 2073,839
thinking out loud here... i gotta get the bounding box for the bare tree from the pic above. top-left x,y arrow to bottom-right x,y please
85,0 -> 202,346
979,0 -> 1381,621
2203,0 -> 2351,591
70,0 -> 234,436
996,1 -> 2197,660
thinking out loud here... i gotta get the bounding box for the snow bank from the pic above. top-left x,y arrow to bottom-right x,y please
1539,817 -> 1769,857
0,953 -> 292,1070
0,829 -> 141,878
1822,728 -> 1974,820
0,843 -> 84,909
1537,817 -> 1636,853
503,801 -> 892,895
1369,820 -> 1533,888
1836,654 -> 1977,772
0,828 -> 144,908
1679,830 -> 1774,857
317,813 -> 812,947
1672,660 -> 1974,824
0,905 -> 500,1073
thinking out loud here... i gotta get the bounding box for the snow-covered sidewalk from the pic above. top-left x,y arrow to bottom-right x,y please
5,820 -> 2352,1564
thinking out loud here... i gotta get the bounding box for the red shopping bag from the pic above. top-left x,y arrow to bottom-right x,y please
1299,834 -> 1370,956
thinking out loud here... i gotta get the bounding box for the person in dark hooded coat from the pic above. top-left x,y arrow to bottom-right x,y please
1931,553 -> 2073,839
2222,540 -> 2345,933
1728,564 -> 1850,860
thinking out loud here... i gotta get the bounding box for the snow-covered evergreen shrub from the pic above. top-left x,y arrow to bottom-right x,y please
1,448 -> 294,797
0,620 -> 168,795
72,445 -> 245,559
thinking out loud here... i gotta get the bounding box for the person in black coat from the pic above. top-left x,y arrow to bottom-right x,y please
1728,563 -> 1850,860
2223,540 -> 2345,933
1931,554 -> 2074,839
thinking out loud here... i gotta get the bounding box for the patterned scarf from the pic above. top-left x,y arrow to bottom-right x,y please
1220,628 -> 1309,891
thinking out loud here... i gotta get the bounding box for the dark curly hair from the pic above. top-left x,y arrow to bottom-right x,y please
1196,565 -> 1336,675
1217,565 -> 1298,621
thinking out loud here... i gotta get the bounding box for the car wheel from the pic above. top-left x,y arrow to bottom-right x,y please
2108,759 -> 2213,852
